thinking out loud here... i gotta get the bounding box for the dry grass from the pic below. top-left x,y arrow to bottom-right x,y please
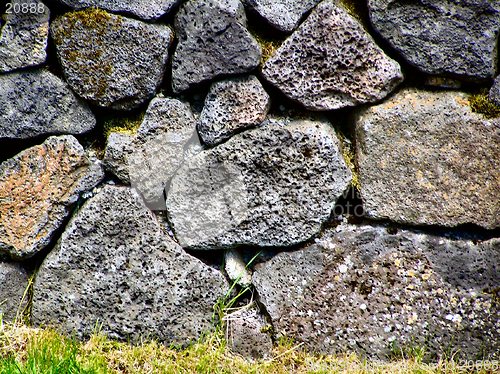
1,321 -> 498,373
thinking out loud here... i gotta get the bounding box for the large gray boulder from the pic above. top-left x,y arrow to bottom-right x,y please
0,69 -> 96,139
32,186 -> 229,344
242,0 -> 321,33
0,0 -> 49,72
55,0 -> 181,20
103,97 -> 201,209
51,8 -> 172,110
0,262 -> 29,322
262,0 -> 403,111
368,0 -> 500,80
0,136 -> 104,259
198,76 -> 270,146
489,75 -> 500,107
355,88 -> 500,230
253,224 -> 500,359
172,0 -> 261,93
166,118 -> 352,249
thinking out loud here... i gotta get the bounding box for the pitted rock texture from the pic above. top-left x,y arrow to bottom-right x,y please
0,136 -> 104,259
198,76 -> 270,146
166,118 -> 352,249
368,0 -> 500,80
172,0 -> 261,93
355,88 -> 500,229
51,8 -> 172,110
32,186 -> 229,343
0,262 -> 29,322
226,304 -> 273,359
489,76 -> 500,107
242,0 -> 321,33
262,0 -> 403,111
253,224 -> 500,359
103,97 -> 201,209
0,0 -> 49,72
56,0 -> 181,20
0,69 -> 96,139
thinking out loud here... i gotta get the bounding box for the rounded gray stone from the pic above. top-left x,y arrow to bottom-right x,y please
166,118 -> 352,249
368,0 -> 500,80
103,97 -> 202,209
0,0 -> 49,72
355,88 -> 500,230
262,0 -> 403,111
0,69 -> 96,139
32,185 -> 229,344
489,75 -> 500,107
0,261 -> 29,322
171,0 -> 261,93
55,0 -> 181,20
198,75 -> 271,146
242,0 -> 321,33
51,9 -> 172,110
253,224 -> 500,359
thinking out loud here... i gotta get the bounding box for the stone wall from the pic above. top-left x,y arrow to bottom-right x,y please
0,0 -> 499,361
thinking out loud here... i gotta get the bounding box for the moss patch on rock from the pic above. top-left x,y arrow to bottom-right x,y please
469,91 -> 500,118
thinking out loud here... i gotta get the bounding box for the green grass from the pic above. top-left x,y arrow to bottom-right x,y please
1,322 -> 498,373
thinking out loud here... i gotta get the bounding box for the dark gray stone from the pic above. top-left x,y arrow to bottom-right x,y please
368,0 -> 500,80
242,0 -> 321,33
253,224 -> 500,359
0,136 -> 104,259
489,75 -> 500,107
198,76 -> 270,146
56,0 -> 181,20
172,0 -> 261,93
0,0 -> 49,72
0,262 -> 29,322
103,97 -> 201,209
0,69 -> 96,139
355,88 -> 500,230
262,0 -> 403,111
32,186 -> 229,344
225,303 -> 273,359
51,8 -> 172,110
166,118 -> 352,249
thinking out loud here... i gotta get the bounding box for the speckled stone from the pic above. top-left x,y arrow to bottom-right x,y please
32,186 -> 229,344
355,88 -> 500,229
253,224 -> 500,359
51,8 -> 172,110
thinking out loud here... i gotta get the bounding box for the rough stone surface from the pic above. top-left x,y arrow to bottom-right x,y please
225,304 -> 273,359
0,0 -> 49,72
262,0 -> 403,111
103,97 -> 201,209
355,88 -> 500,229
51,9 -> 172,110
166,118 -> 352,249
198,76 -> 270,146
56,0 -> 181,20
0,69 -> 96,139
0,262 -> 29,322
172,0 -> 261,93
368,0 -> 500,80
224,250 -> 252,288
489,75 -> 500,107
32,186 -> 229,343
0,136 -> 104,259
242,0 -> 320,33
253,224 -> 500,359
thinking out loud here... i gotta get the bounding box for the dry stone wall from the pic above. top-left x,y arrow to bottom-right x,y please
0,0 -> 498,361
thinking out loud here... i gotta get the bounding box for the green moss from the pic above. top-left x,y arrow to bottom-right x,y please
469,91 -> 500,118
338,0 -> 366,22
337,131 -> 361,191
102,111 -> 145,139
247,24 -> 284,64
